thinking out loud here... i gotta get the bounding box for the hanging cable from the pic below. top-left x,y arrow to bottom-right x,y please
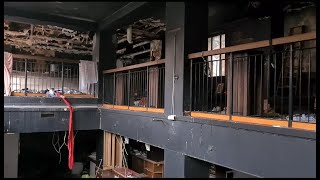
52,131 -> 67,164
95,158 -> 103,177
115,136 -> 129,177
171,34 -> 177,115
56,92 -> 75,170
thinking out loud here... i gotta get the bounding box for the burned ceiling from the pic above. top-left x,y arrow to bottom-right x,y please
115,18 -> 166,66
4,20 -> 94,60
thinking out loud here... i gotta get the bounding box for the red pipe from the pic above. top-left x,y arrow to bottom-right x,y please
56,93 -> 74,170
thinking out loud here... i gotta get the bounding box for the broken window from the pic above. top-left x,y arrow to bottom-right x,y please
208,34 -> 225,77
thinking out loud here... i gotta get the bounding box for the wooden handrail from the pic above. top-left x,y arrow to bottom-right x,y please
103,59 -> 165,74
12,54 -> 80,64
188,31 -> 316,59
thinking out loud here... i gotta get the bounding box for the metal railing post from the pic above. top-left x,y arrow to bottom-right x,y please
127,70 -> 131,109
24,59 -> 28,96
288,44 -> 293,127
190,59 -> 193,112
228,53 -> 233,121
61,62 -> 64,95
113,73 -> 115,107
147,66 -> 149,109
102,74 -> 105,104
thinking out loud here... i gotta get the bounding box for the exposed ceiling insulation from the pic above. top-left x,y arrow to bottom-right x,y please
116,18 -> 165,45
116,18 -> 166,66
4,20 -> 93,60
283,1 -> 315,13
115,17 -> 166,66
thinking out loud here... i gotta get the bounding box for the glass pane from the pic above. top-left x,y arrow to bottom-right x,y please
212,54 -> 220,77
221,60 -> 225,76
212,35 -> 220,50
221,54 -> 225,60
221,34 -> 225,48
207,34 -> 226,77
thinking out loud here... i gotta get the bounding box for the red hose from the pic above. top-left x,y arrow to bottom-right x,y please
57,93 -> 74,170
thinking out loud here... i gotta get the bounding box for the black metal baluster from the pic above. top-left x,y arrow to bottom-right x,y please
24,59 -> 28,96
288,44 -> 293,127
190,60 -> 193,112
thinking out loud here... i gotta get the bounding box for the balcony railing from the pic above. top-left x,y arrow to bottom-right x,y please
188,32 -> 316,129
9,54 -> 97,97
103,60 -> 165,112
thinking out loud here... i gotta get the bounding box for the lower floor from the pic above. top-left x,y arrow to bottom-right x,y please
5,132 -> 258,178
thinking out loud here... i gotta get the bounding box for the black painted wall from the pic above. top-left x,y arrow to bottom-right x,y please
164,2 -> 208,116
98,30 -> 117,104
100,109 -> 316,178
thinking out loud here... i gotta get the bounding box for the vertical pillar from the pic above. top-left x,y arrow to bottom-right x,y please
164,149 -> 211,178
184,156 -> 211,178
4,133 -> 19,178
164,149 -> 185,177
97,30 -> 117,104
95,130 -> 104,169
164,2 -> 208,116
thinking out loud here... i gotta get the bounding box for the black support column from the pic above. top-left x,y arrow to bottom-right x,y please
164,149 -> 185,177
164,2 -> 208,116
184,156 -> 211,178
97,30 -> 117,104
4,133 -> 19,178
164,149 -> 211,178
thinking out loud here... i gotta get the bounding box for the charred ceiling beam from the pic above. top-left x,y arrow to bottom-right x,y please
98,2 -> 148,31
4,6 -> 98,32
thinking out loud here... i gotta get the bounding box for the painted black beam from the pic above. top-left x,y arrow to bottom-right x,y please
4,6 -> 98,31
4,109 -> 100,133
98,2 -> 148,31
164,2 -> 208,116
4,96 -> 99,105
164,149 -> 185,177
164,149 -> 211,178
184,156 -> 211,178
97,30 -> 117,103
100,109 -> 316,178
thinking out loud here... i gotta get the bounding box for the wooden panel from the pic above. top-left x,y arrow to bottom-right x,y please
102,104 -> 164,113
11,92 -> 95,98
129,106 -> 148,112
191,112 -> 229,121
292,122 -> 316,131
113,105 -> 129,110
190,112 -> 316,131
232,116 -> 288,127
64,94 -> 95,98
145,160 -> 163,172
102,104 -> 114,109
111,134 -> 116,167
103,132 -> 113,168
144,168 -> 163,178
112,167 -> 145,178
103,132 -> 107,167
103,60 -> 165,74
106,132 -> 112,167
115,135 -> 123,168
13,54 -> 79,63
11,92 -> 45,97
188,32 -> 316,59
147,108 -> 164,113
